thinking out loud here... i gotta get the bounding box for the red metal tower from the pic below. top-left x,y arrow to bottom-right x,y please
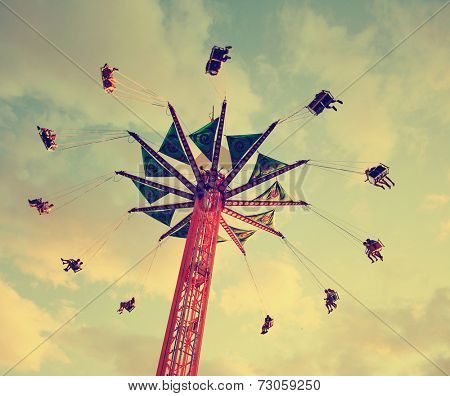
156,188 -> 222,375
155,101 -> 228,376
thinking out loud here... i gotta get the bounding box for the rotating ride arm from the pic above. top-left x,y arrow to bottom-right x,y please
116,171 -> 194,201
222,207 -> 284,238
225,200 -> 309,207
225,160 -> 310,199
128,131 -> 197,193
210,100 -> 227,180
168,103 -> 203,185
219,216 -> 246,255
222,121 -> 279,188
159,213 -> 193,242
129,202 -> 194,213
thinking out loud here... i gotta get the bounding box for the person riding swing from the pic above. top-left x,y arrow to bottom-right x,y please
363,239 -> 384,263
28,198 -> 54,215
261,314 -> 274,334
306,90 -> 343,115
61,258 -> 83,273
324,289 -> 339,314
364,164 -> 395,190
100,63 -> 119,93
117,297 -> 136,314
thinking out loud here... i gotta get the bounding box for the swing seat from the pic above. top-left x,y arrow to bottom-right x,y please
39,130 -> 57,151
368,165 -> 389,183
100,64 -> 118,93
206,59 -> 222,75
368,240 -> 384,253
102,78 -> 116,92
205,46 -> 231,76
326,291 -> 338,303
28,198 -> 42,207
307,90 -> 335,115
307,101 -> 325,115
120,297 -> 135,313
210,46 -> 231,62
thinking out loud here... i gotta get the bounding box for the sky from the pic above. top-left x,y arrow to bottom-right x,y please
0,0 -> 449,376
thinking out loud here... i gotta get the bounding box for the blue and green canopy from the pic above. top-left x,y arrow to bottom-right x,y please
133,180 -> 168,204
159,123 -> 189,164
141,147 -> 173,177
189,118 -> 219,161
145,210 -> 175,226
247,210 -> 275,227
229,226 -> 256,244
226,133 -> 262,168
249,153 -> 287,181
132,180 -> 175,225
253,181 -> 290,201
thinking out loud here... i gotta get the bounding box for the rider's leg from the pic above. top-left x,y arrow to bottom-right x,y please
385,176 -> 395,186
380,179 -> 391,189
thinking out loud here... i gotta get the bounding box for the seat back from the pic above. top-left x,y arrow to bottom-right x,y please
368,241 -> 382,252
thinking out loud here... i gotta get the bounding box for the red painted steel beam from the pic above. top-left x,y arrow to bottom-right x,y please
116,171 -> 194,201
221,120 -> 279,188
168,103 -> 203,185
219,216 -> 246,255
225,200 -> 309,207
159,213 -> 193,242
128,131 -> 197,193
223,207 -> 284,238
129,202 -> 194,213
157,190 -> 223,376
225,160 -> 309,199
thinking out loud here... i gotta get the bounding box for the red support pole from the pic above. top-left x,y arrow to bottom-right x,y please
156,189 -> 223,376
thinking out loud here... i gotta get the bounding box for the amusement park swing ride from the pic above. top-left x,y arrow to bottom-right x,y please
29,45 -> 395,376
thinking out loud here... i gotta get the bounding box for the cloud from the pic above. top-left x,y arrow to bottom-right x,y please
255,287 -> 450,375
278,3 -> 396,161
0,0 -> 262,290
0,277 -> 67,373
1,0 -> 449,376
422,194 -> 449,210
439,219 -> 450,240
219,251 -> 320,327
56,325 -> 161,375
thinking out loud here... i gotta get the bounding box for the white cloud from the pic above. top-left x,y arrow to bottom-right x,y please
0,0 -> 262,290
439,219 -> 450,240
422,194 -> 449,210
0,277 -> 67,372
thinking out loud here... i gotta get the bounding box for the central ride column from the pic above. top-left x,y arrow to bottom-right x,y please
156,187 -> 223,376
